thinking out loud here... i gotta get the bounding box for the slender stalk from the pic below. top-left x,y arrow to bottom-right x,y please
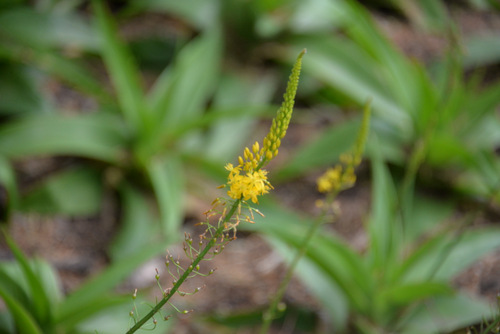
126,199 -> 241,334
259,191 -> 337,334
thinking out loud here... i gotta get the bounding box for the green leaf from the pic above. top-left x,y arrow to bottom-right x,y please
147,155 -> 185,237
367,140 -> 400,271
0,264 -> 31,311
426,132 -> 475,167
56,241 -> 170,329
148,28 -> 221,137
31,52 -> 115,108
400,293 -> 494,334
0,156 -> 18,221
0,311 -> 15,334
0,6 -> 98,50
432,227 -> 500,280
0,63 -> 44,115
464,33 -> 500,69
167,104 -> 273,147
288,0 -> 345,33
20,167 -> 102,216
397,228 -> 500,283
243,200 -> 373,314
30,259 -> 62,309
2,231 -> 51,327
75,297 -> 174,334
0,113 -> 128,163
341,1 -> 429,121
290,35 -> 411,134
267,236 -> 349,330
0,288 -> 42,334
128,0 -> 218,29
109,183 -> 158,261
62,295 -> 131,333
0,259 -> 62,317
381,282 -> 453,306
93,0 -> 146,129
207,303 -> 317,331
0,44 -> 114,109
405,195 -> 454,242
305,229 -> 373,314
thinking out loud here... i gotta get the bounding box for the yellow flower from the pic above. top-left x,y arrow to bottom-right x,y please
226,166 -> 272,204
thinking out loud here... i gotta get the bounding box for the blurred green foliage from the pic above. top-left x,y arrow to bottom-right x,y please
0,230 -> 172,333
0,0 -> 499,333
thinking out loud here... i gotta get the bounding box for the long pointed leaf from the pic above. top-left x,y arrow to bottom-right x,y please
367,139 -> 399,272
0,113 -> 127,163
109,183 -> 158,261
93,0 -> 146,129
56,241 -> 170,328
2,231 -> 51,327
0,157 -> 18,221
396,228 -> 500,283
0,288 -> 42,334
149,28 -> 221,135
400,293 -> 494,334
147,155 -> 185,237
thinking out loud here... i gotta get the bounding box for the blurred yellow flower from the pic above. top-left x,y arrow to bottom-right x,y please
317,166 -> 342,193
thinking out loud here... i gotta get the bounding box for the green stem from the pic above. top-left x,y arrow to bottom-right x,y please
259,191 -> 336,334
126,199 -> 241,334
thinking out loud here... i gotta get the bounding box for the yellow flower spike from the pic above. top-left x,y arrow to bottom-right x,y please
261,49 -> 306,164
316,99 -> 371,195
224,49 -> 305,206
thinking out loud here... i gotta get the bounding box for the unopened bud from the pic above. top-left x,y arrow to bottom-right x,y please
252,141 -> 260,154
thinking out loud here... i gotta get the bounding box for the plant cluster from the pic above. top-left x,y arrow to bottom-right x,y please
0,1 -> 500,334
